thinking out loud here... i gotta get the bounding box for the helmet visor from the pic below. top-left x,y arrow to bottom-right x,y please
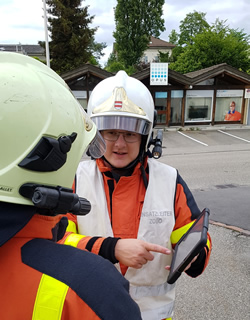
92,115 -> 151,135
87,130 -> 106,159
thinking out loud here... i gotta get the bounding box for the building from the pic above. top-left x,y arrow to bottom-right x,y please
141,36 -> 175,63
0,44 -> 45,61
61,63 -> 250,127
61,64 -> 114,110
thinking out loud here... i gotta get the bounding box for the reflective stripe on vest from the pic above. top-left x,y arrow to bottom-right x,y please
32,233 -> 85,320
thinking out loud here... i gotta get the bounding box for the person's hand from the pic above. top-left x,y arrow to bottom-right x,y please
164,255 -> 199,272
183,255 -> 198,271
115,239 -> 171,269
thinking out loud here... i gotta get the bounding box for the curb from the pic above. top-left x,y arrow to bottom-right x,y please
210,220 -> 250,237
155,125 -> 250,132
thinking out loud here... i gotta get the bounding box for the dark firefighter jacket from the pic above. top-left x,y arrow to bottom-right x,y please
0,201 -> 142,320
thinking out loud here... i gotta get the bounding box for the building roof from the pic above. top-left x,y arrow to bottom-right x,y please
148,36 -> 175,49
185,63 -> 250,85
131,62 -> 250,87
132,66 -> 190,86
61,62 -> 250,89
0,44 -> 44,56
61,63 -> 114,82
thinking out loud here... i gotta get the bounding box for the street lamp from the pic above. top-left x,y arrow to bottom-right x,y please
42,0 -> 50,67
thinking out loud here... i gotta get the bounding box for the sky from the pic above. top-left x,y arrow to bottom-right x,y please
1,0 -> 250,66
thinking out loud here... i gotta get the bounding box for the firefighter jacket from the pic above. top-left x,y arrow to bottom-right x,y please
0,202 -> 142,320
72,157 -> 212,320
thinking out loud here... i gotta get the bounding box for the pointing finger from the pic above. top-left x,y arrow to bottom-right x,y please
144,243 -> 171,255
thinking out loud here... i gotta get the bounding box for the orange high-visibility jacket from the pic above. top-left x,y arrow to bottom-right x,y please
69,157 -> 211,277
0,202 -> 141,320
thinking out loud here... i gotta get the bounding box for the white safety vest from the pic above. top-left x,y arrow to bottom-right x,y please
76,158 -> 177,320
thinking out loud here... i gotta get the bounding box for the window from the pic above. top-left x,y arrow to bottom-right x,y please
170,90 -> 183,124
155,92 -> 167,123
185,90 -> 213,122
215,90 -> 243,121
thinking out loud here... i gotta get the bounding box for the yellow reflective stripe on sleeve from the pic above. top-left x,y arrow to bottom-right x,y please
206,238 -> 211,250
32,274 -> 69,320
64,233 -> 86,247
66,219 -> 78,233
33,233 -> 85,319
170,221 -> 195,245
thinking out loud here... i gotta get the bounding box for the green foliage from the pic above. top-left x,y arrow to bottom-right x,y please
170,19 -> 250,73
113,0 -> 165,68
88,38 -> 107,61
105,61 -> 126,73
179,11 -> 210,45
168,30 -> 179,45
88,55 -> 99,67
45,0 -> 105,74
159,51 -> 172,63
105,52 -> 118,67
105,60 -> 136,76
169,13 -> 250,74
167,11 -> 210,65
32,56 -> 46,64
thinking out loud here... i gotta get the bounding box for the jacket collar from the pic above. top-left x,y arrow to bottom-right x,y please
0,202 -> 67,247
0,202 -> 35,247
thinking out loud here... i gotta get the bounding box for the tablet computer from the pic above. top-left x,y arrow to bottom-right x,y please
167,208 -> 210,284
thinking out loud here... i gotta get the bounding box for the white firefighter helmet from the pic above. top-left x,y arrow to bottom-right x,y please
87,70 -> 155,149
0,52 -> 105,206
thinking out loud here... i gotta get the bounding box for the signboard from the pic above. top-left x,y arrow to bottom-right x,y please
216,89 -> 243,98
150,63 -> 168,86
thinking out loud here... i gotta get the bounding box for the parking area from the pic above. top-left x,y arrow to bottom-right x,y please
156,127 -> 250,156
154,127 -> 250,231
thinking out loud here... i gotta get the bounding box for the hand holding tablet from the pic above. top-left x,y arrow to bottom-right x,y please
167,208 -> 210,284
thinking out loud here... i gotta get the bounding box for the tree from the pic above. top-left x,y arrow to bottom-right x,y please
168,29 -> 179,45
170,19 -> 250,73
162,12 -> 210,65
45,0 -> 101,74
178,11 -> 210,45
88,38 -> 107,67
113,0 -> 165,68
158,51 -> 172,63
104,53 -> 136,75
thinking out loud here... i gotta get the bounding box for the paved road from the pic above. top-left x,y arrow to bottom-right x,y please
156,126 -> 250,233
155,126 -> 250,319
174,223 -> 250,320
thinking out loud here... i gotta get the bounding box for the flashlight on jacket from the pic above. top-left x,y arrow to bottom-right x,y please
152,129 -> 163,159
32,187 -> 91,215
19,183 -> 91,215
